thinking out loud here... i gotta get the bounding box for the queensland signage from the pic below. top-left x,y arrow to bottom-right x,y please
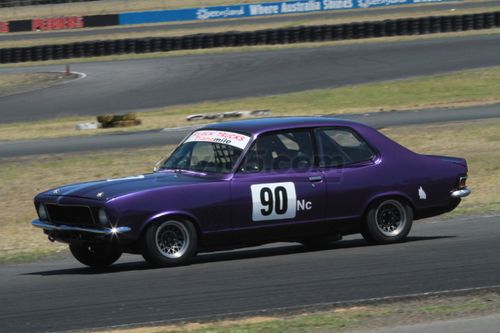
119,0 -> 460,25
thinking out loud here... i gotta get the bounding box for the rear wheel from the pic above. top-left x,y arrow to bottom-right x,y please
141,219 -> 198,267
69,242 -> 122,268
362,199 -> 413,244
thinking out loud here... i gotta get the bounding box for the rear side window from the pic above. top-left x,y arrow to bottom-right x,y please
240,130 -> 314,172
316,128 -> 375,167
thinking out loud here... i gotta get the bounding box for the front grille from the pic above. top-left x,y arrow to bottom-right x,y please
46,204 -> 95,226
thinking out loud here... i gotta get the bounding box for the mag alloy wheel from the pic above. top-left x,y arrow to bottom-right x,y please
362,198 -> 413,244
375,200 -> 407,237
155,221 -> 190,259
142,219 -> 198,267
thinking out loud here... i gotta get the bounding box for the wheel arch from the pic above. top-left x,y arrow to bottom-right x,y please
140,211 -> 202,242
362,192 -> 416,220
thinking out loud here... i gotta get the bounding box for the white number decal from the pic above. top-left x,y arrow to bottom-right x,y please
251,182 -> 296,221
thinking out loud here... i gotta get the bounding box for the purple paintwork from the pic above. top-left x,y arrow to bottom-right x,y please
33,117 -> 469,255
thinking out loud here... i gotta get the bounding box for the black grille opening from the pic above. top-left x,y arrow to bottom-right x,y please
46,204 -> 95,226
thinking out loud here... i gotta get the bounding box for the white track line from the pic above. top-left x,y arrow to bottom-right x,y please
61,284 -> 500,333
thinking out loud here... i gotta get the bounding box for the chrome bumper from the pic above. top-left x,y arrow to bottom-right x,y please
32,220 -> 131,235
451,187 -> 471,198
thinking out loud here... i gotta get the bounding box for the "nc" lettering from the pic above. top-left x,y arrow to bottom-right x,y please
297,199 -> 312,211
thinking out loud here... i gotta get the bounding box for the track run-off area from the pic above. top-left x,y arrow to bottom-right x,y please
0,33 -> 500,333
0,34 -> 500,123
1,215 -> 499,333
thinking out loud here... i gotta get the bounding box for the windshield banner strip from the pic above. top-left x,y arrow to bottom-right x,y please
185,130 -> 251,150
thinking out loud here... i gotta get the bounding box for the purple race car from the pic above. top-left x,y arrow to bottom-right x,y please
32,117 -> 470,267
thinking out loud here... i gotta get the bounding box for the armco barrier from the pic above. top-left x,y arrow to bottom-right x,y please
0,12 -> 499,64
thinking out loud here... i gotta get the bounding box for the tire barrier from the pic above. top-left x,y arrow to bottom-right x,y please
96,113 -> 142,128
1,11 -> 499,64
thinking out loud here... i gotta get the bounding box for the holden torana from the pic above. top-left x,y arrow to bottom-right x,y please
32,117 -> 471,267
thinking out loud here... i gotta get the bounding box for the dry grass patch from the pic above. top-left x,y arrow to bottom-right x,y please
0,118 -> 499,263
0,72 -> 73,97
381,118 -> 500,215
94,317 -> 279,333
1,65 -> 500,142
0,146 -> 174,263
93,291 -> 500,333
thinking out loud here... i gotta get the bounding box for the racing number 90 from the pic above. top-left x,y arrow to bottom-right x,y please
251,182 -> 296,221
260,186 -> 288,216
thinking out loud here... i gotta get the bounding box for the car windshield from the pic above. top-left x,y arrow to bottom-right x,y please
160,130 -> 251,174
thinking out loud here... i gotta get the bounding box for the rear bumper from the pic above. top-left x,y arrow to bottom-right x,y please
32,219 -> 131,235
451,187 -> 471,198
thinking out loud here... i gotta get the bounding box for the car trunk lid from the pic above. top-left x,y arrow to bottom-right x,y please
425,154 -> 468,170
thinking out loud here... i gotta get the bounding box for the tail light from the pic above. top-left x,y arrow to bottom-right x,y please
458,176 -> 467,189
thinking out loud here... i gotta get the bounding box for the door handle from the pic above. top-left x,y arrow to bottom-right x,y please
309,176 -> 323,183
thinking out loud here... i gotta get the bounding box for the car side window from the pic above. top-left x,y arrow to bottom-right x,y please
240,130 -> 314,172
316,127 -> 375,167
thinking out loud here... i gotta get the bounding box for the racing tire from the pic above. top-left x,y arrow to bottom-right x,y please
362,198 -> 413,244
69,242 -> 122,268
141,219 -> 198,267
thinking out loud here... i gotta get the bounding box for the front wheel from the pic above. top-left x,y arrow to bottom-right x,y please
362,199 -> 413,244
141,219 -> 198,267
69,242 -> 122,268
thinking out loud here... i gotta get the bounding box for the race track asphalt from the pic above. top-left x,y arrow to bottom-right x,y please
1,34 -> 500,123
1,215 -> 499,333
0,0 -> 496,42
1,33 -> 500,332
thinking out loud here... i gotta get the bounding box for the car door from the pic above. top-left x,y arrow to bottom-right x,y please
315,127 -> 380,225
230,129 -> 326,239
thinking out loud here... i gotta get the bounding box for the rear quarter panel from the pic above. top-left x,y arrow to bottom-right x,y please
352,124 -> 466,217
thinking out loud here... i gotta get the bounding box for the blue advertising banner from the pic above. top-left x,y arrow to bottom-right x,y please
119,0 -> 461,25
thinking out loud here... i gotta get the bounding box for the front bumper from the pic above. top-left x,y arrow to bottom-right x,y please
451,187 -> 471,198
32,219 -> 131,235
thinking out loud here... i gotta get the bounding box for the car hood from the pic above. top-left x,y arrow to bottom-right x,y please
43,172 -> 219,201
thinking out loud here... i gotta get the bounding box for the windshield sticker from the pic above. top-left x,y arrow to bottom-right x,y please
185,130 -> 251,150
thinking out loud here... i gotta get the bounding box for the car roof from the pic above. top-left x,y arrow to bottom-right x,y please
201,116 -> 368,136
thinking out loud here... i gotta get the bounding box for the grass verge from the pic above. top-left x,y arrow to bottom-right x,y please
1,65 -> 500,142
0,72 -> 74,97
0,118 -> 499,263
93,291 -> 500,333
0,146 -> 173,264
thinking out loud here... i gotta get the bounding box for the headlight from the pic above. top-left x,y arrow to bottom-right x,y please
37,204 -> 48,220
98,208 -> 109,226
